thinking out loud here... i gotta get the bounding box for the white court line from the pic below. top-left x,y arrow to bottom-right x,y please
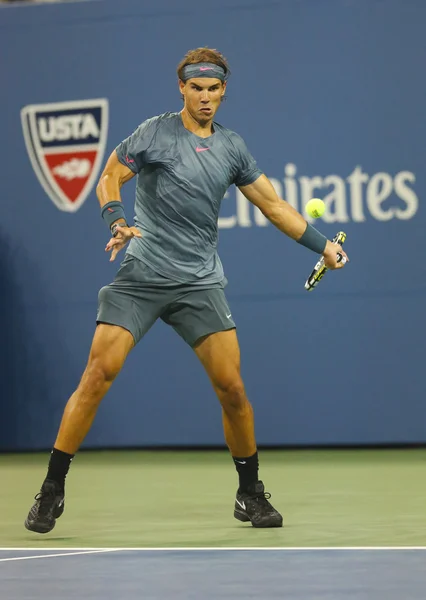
0,549 -> 120,563
2,547 -> 426,552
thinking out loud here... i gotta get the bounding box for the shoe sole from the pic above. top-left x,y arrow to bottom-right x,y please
24,503 -> 64,534
234,508 -> 251,522
234,508 -> 283,528
24,518 -> 56,534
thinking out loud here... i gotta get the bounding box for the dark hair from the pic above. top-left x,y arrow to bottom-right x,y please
177,47 -> 230,81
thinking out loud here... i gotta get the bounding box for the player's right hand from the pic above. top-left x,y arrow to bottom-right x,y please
105,225 -> 142,262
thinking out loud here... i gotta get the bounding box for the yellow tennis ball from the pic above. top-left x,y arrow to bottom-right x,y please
306,198 -> 325,218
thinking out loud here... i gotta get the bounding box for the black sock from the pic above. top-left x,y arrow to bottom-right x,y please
233,451 -> 259,493
45,448 -> 74,491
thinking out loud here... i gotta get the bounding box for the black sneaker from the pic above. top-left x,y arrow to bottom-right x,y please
24,479 -> 65,534
234,481 -> 283,528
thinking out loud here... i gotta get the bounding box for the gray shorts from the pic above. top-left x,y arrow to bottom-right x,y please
96,254 -> 236,346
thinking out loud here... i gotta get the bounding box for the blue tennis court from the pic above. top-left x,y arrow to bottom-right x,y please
2,548 -> 426,599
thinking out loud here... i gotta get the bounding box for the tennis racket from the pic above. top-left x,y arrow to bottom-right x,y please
304,231 -> 347,291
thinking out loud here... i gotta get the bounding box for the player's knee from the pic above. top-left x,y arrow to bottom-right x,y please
80,356 -> 122,395
217,378 -> 248,413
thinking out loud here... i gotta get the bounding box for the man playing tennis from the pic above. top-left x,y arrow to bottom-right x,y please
25,47 -> 348,533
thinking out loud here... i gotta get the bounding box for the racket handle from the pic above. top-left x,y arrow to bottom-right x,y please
304,230 -> 347,291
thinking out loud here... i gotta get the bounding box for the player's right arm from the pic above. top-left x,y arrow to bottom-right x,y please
96,150 -> 142,262
98,117 -> 159,261
96,150 -> 135,215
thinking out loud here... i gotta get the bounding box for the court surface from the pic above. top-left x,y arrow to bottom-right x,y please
2,547 -> 426,599
1,449 -> 426,598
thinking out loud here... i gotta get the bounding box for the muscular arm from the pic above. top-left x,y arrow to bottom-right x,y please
97,150 -> 141,260
239,174 -> 348,268
96,150 -> 135,224
238,174 -> 307,240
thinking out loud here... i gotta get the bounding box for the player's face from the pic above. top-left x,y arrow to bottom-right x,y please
179,78 -> 226,123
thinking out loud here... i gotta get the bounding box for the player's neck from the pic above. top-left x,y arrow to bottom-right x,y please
180,109 -> 214,138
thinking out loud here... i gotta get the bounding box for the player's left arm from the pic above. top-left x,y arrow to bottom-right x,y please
239,174 -> 348,268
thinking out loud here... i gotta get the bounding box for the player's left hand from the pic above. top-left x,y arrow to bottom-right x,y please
322,240 -> 349,270
105,225 -> 142,262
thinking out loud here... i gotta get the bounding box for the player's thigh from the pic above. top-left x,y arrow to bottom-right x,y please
97,254 -> 167,345
194,329 -> 243,391
76,323 -> 135,394
161,287 -> 236,349
88,323 -> 135,376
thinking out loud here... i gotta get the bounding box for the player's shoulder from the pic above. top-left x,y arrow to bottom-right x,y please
147,111 -> 180,124
214,122 -> 248,151
136,112 -> 180,133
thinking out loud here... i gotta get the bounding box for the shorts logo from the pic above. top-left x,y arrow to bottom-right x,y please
21,98 -> 109,212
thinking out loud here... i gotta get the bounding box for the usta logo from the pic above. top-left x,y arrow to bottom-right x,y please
38,114 -> 100,142
21,98 -> 109,213
53,158 -> 91,181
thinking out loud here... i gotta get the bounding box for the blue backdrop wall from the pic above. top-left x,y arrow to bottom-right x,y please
1,0 -> 425,450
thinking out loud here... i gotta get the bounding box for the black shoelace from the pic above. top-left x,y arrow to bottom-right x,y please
249,491 -> 272,506
34,489 -> 56,516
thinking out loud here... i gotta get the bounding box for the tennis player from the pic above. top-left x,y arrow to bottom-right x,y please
25,47 -> 348,533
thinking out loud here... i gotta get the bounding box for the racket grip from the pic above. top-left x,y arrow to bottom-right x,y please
304,231 -> 347,292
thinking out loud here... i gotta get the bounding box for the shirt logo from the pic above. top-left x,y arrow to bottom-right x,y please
196,146 -> 210,153
21,98 -> 109,213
